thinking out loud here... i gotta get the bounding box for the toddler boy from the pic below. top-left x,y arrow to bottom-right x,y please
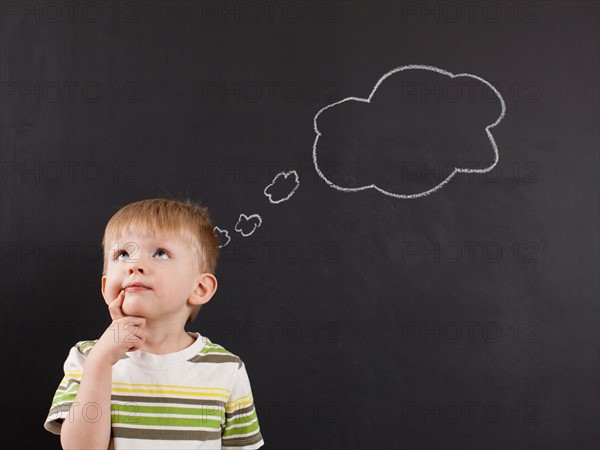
44,198 -> 264,449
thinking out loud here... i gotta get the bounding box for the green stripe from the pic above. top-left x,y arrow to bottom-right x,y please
201,345 -> 233,354
111,403 -> 225,418
57,379 -> 80,391
226,409 -> 258,427
223,421 -> 260,436
111,413 -> 222,428
52,391 -> 77,403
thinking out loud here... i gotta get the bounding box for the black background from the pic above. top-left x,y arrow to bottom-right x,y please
0,1 -> 598,449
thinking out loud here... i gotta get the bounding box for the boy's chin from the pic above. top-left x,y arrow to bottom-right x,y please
122,300 -> 145,317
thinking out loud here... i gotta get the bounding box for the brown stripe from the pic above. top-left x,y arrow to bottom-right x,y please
225,404 -> 255,419
112,425 -> 221,441
57,379 -> 80,392
222,431 -> 264,446
187,354 -> 240,364
111,394 -> 226,408
48,403 -> 72,416
75,341 -> 97,357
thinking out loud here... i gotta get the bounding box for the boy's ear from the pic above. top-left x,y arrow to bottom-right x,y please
101,276 -> 110,306
188,273 -> 218,306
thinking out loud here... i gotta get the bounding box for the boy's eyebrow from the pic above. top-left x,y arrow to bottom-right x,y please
111,237 -> 181,250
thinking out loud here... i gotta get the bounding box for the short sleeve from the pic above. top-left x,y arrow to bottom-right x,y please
43,341 -> 95,435
221,361 -> 264,450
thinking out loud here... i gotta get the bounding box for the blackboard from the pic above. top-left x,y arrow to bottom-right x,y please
1,1 -> 598,449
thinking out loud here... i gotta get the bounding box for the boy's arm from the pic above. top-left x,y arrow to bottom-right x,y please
46,291 -> 146,448
221,361 -> 264,450
60,353 -> 113,450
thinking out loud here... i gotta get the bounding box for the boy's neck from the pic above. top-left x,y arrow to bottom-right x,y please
136,329 -> 196,355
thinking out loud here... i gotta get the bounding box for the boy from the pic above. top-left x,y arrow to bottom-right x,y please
44,198 -> 264,449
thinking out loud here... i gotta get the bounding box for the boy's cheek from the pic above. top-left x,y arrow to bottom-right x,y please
108,283 -> 121,301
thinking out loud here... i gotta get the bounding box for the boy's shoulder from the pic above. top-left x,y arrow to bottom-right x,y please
189,335 -> 244,369
70,335 -> 244,368
72,339 -> 98,357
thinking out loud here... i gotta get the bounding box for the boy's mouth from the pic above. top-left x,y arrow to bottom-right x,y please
125,286 -> 150,292
124,282 -> 150,291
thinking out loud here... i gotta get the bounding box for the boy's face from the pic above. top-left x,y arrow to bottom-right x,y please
101,227 -> 207,322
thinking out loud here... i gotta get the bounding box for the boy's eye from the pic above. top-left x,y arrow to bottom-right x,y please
114,249 -> 169,261
154,249 -> 169,259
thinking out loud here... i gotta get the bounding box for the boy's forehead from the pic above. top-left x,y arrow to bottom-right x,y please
113,227 -> 183,244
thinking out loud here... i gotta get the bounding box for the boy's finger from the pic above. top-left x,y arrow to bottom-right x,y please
132,327 -> 147,340
108,290 -> 125,320
123,317 -> 146,329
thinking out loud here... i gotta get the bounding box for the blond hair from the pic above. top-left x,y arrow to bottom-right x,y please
101,198 -> 220,323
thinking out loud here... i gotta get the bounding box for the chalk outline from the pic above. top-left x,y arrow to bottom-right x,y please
264,170 -> 300,204
213,226 -> 231,248
312,64 -> 507,199
234,213 -> 263,237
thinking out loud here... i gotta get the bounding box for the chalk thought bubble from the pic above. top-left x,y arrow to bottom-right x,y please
214,226 -> 231,248
264,170 -> 300,204
312,65 -> 507,199
234,213 -> 262,237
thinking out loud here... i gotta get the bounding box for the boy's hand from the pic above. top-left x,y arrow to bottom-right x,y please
88,290 -> 147,367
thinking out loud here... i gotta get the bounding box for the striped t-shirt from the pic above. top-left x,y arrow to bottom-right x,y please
44,331 -> 264,449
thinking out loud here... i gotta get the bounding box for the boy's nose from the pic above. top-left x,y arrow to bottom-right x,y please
127,260 -> 145,274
